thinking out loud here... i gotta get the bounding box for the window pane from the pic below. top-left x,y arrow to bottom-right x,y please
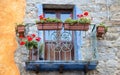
45,12 -> 56,18
60,12 -> 72,41
60,12 -> 71,22
44,12 -> 56,40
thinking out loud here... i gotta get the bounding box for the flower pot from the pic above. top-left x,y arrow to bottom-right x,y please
97,26 -> 105,38
37,23 -> 63,30
97,26 -> 105,34
29,48 -> 38,61
29,49 -> 32,61
16,25 -> 25,38
64,23 -> 89,31
18,32 -> 25,38
17,25 -> 25,32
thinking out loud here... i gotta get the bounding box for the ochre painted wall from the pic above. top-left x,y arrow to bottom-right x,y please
0,0 -> 26,75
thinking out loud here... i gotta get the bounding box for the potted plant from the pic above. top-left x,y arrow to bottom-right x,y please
20,34 -> 41,61
64,11 -> 91,31
36,15 -> 62,30
97,22 -> 108,37
16,22 -> 25,38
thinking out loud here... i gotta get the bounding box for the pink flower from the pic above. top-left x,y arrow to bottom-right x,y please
77,14 -> 83,18
35,37 -> 41,42
83,11 -> 89,16
79,14 -> 83,18
20,41 -> 26,45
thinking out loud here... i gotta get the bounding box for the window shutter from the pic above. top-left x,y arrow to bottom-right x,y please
36,4 -> 44,43
73,6 -> 83,60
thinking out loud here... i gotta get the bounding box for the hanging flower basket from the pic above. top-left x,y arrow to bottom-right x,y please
37,23 -> 63,30
97,26 -> 105,37
16,25 -> 25,38
96,23 -> 108,38
97,26 -> 105,34
16,25 -> 25,32
64,23 -> 90,31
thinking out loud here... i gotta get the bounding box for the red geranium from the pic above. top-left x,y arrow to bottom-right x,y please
27,36 -> 33,42
39,15 -> 44,20
83,11 -> 89,16
19,34 -> 41,49
20,41 -> 26,45
32,34 -> 36,38
35,37 -> 41,42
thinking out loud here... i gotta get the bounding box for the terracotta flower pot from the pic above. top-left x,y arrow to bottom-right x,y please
37,23 -> 63,30
17,25 -> 25,32
97,26 -> 105,37
64,23 -> 89,31
97,26 -> 105,34
16,25 -> 25,38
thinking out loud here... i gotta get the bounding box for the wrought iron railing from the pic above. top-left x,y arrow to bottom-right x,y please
24,24 -> 98,62
25,24 -> 99,73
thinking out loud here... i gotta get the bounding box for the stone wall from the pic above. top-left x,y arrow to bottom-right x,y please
15,0 -> 120,75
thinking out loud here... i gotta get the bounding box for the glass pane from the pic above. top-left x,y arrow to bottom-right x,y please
60,12 -> 72,41
60,12 -> 71,22
45,12 -> 56,18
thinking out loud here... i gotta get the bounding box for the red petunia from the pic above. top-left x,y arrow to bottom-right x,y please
83,11 -> 89,16
20,41 -> 26,45
32,34 -> 36,38
27,37 -> 33,42
35,37 -> 41,42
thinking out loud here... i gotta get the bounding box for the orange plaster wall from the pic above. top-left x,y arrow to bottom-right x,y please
0,0 -> 26,75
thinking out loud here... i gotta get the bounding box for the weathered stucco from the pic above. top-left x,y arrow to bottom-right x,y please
0,0 -> 26,75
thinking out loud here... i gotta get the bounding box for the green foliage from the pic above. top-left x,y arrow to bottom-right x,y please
46,18 -> 62,23
97,22 -> 108,32
25,41 -> 38,50
78,17 -> 91,24
36,18 -> 62,24
64,18 -> 77,25
64,18 -> 91,25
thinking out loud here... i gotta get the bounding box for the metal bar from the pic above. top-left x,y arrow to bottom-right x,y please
64,52 -> 66,60
59,51 -> 61,60
54,50 -> 55,61
92,24 -> 96,32
37,31 -> 40,60
70,51 -> 71,60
